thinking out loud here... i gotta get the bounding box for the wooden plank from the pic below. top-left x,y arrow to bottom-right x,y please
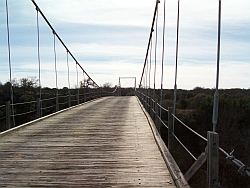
207,131 -> 219,188
0,96 -> 176,187
184,152 -> 207,181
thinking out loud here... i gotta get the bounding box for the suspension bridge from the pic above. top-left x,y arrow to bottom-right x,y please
1,0 -> 249,187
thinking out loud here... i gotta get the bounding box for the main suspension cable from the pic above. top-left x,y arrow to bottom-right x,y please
148,37 -> 153,97
139,0 -> 160,87
153,8 -> 159,101
31,0 -> 99,88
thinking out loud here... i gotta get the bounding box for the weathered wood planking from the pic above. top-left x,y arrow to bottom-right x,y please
0,96 -> 176,187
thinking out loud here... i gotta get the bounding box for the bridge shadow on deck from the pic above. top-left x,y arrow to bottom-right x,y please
0,96 -> 182,187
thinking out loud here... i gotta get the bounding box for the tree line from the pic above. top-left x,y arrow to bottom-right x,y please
1,78 -> 249,187
0,77 -> 113,131
152,87 -> 250,187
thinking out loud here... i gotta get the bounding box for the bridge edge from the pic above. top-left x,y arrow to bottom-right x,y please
136,96 -> 190,188
0,97 -> 109,137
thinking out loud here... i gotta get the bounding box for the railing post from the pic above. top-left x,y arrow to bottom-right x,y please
149,98 -> 152,118
155,99 -> 160,135
77,92 -> 80,105
36,98 -> 41,118
88,88 -> 90,101
142,94 -> 144,106
152,99 -> 154,118
168,107 -> 174,153
6,101 -> 11,130
68,93 -> 71,107
84,87 -> 86,102
40,99 -> 43,117
118,86 -> 120,96
147,96 -> 150,112
56,95 -> 59,112
207,131 -> 219,188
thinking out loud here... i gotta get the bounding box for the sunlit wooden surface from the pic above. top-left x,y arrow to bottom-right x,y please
0,96 -> 176,187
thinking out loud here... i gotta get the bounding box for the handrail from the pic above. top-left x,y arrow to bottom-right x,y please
41,104 -> 56,111
41,97 -> 56,102
136,90 -> 250,178
172,114 -> 207,142
0,117 -> 6,121
11,110 -> 36,117
137,91 -> 197,161
158,115 -> 168,129
58,101 -> 68,106
59,95 -> 69,99
11,101 -> 36,106
157,102 -> 168,113
172,132 -> 197,161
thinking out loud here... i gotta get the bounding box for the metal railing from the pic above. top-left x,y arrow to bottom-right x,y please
11,100 -> 37,117
0,105 -> 6,121
0,87 -> 115,132
136,90 -> 250,185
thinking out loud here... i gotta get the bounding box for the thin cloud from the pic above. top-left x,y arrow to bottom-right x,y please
0,0 -> 249,89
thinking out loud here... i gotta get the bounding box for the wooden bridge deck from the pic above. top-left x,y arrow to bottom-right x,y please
0,96 -> 177,187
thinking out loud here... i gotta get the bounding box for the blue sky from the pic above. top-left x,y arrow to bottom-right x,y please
0,0 -> 249,89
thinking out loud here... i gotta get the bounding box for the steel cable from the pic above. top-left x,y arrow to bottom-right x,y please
11,110 -> 37,117
36,8 -> 42,117
139,0 -> 160,87
31,0 -> 99,88
160,0 -> 166,119
172,132 -> 197,161
212,0 -> 222,132
53,32 -> 59,111
12,101 -> 36,106
157,102 -> 168,113
148,36 -> 153,98
5,0 -> 15,127
82,71 -> 85,100
66,51 -> 71,106
53,33 -> 58,90
76,63 -> 79,104
173,0 -> 180,117
172,114 -> 208,142
41,97 -> 56,102
36,8 -> 42,101
153,8 -> 158,101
